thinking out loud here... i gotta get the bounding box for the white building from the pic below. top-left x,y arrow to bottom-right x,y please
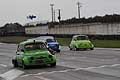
25,23 -> 120,35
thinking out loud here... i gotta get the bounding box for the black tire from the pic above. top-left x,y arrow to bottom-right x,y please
74,47 -> 79,51
90,48 -> 94,50
50,62 -> 56,67
69,47 -> 72,50
12,59 -> 18,67
76,48 -> 79,51
69,46 -> 72,50
22,61 -> 27,69
83,48 -> 87,50
57,50 -> 60,53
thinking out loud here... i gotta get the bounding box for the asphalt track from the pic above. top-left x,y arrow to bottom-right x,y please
0,43 -> 120,80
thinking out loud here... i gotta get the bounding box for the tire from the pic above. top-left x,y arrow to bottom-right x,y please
74,47 -> 79,51
12,59 -> 18,67
90,48 -> 94,50
83,48 -> 87,50
50,62 -> 56,67
69,46 -> 72,50
57,50 -> 60,53
22,61 -> 27,69
70,48 -> 72,50
76,48 -> 79,51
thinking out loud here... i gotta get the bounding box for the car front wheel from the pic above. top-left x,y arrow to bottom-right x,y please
12,59 -> 18,67
22,61 -> 27,69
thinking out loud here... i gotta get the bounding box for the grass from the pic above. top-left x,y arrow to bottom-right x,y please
56,38 -> 71,46
0,36 -> 32,44
56,38 -> 120,48
0,36 -> 120,48
91,40 -> 120,48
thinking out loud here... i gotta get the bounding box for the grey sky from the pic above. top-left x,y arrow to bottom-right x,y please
0,0 -> 120,26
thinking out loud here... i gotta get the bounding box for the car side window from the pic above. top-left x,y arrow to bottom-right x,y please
17,45 -> 23,52
73,37 -> 77,41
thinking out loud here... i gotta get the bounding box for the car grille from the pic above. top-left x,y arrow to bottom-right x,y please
35,59 -> 44,63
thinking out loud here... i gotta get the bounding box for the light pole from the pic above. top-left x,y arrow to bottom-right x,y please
50,4 -> 54,22
77,2 -> 82,19
58,9 -> 61,22
53,10 -> 56,22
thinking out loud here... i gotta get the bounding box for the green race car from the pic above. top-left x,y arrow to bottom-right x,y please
12,40 -> 56,69
69,35 -> 94,51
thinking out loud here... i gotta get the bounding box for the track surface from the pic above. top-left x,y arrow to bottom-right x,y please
0,43 -> 120,80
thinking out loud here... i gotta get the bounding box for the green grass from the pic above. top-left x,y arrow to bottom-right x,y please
56,38 -> 71,46
0,36 -> 32,44
56,38 -> 120,48
0,36 -> 120,48
91,40 -> 120,48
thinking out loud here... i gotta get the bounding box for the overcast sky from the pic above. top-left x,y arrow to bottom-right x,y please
0,0 -> 120,26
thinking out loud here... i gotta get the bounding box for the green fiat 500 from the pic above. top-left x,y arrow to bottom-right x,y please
69,35 -> 94,51
12,40 -> 56,69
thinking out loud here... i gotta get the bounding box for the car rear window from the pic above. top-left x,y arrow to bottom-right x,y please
46,39 -> 56,42
24,42 -> 47,51
76,36 -> 88,40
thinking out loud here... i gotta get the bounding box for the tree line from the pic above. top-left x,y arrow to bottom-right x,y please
59,14 -> 120,24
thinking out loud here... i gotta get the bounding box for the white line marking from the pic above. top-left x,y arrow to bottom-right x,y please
36,72 -> 47,75
85,67 -> 97,69
97,65 -> 111,68
57,69 -> 70,73
0,64 -> 7,68
21,64 -> 120,78
73,68 -> 85,71
0,69 -> 24,80
35,76 -> 52,80
111,64 -> 120,67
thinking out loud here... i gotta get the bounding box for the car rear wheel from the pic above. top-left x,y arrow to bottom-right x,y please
50,62 -> 56,67
74,47 -> 79,51
69,46 -> 72,50
90,48 -> 94,50
57,50 -> 60,53
70,48 -> 72,50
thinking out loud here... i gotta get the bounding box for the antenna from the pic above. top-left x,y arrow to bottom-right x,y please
77,2 -> 82,19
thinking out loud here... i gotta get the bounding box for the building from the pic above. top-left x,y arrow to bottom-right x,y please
0,23 -> 25,36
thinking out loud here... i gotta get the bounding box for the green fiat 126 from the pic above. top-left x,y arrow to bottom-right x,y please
69,35 -> 94,51
12,40 -> 56,69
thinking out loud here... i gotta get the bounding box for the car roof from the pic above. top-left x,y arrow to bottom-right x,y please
73,35 -> 88,38
19,39 -> 46,45
28,36 -> 54,41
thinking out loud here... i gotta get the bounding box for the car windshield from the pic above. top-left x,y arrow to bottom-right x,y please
76,36 -> 88,40
46,39 -> 56,42
24,42 -> 47,51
